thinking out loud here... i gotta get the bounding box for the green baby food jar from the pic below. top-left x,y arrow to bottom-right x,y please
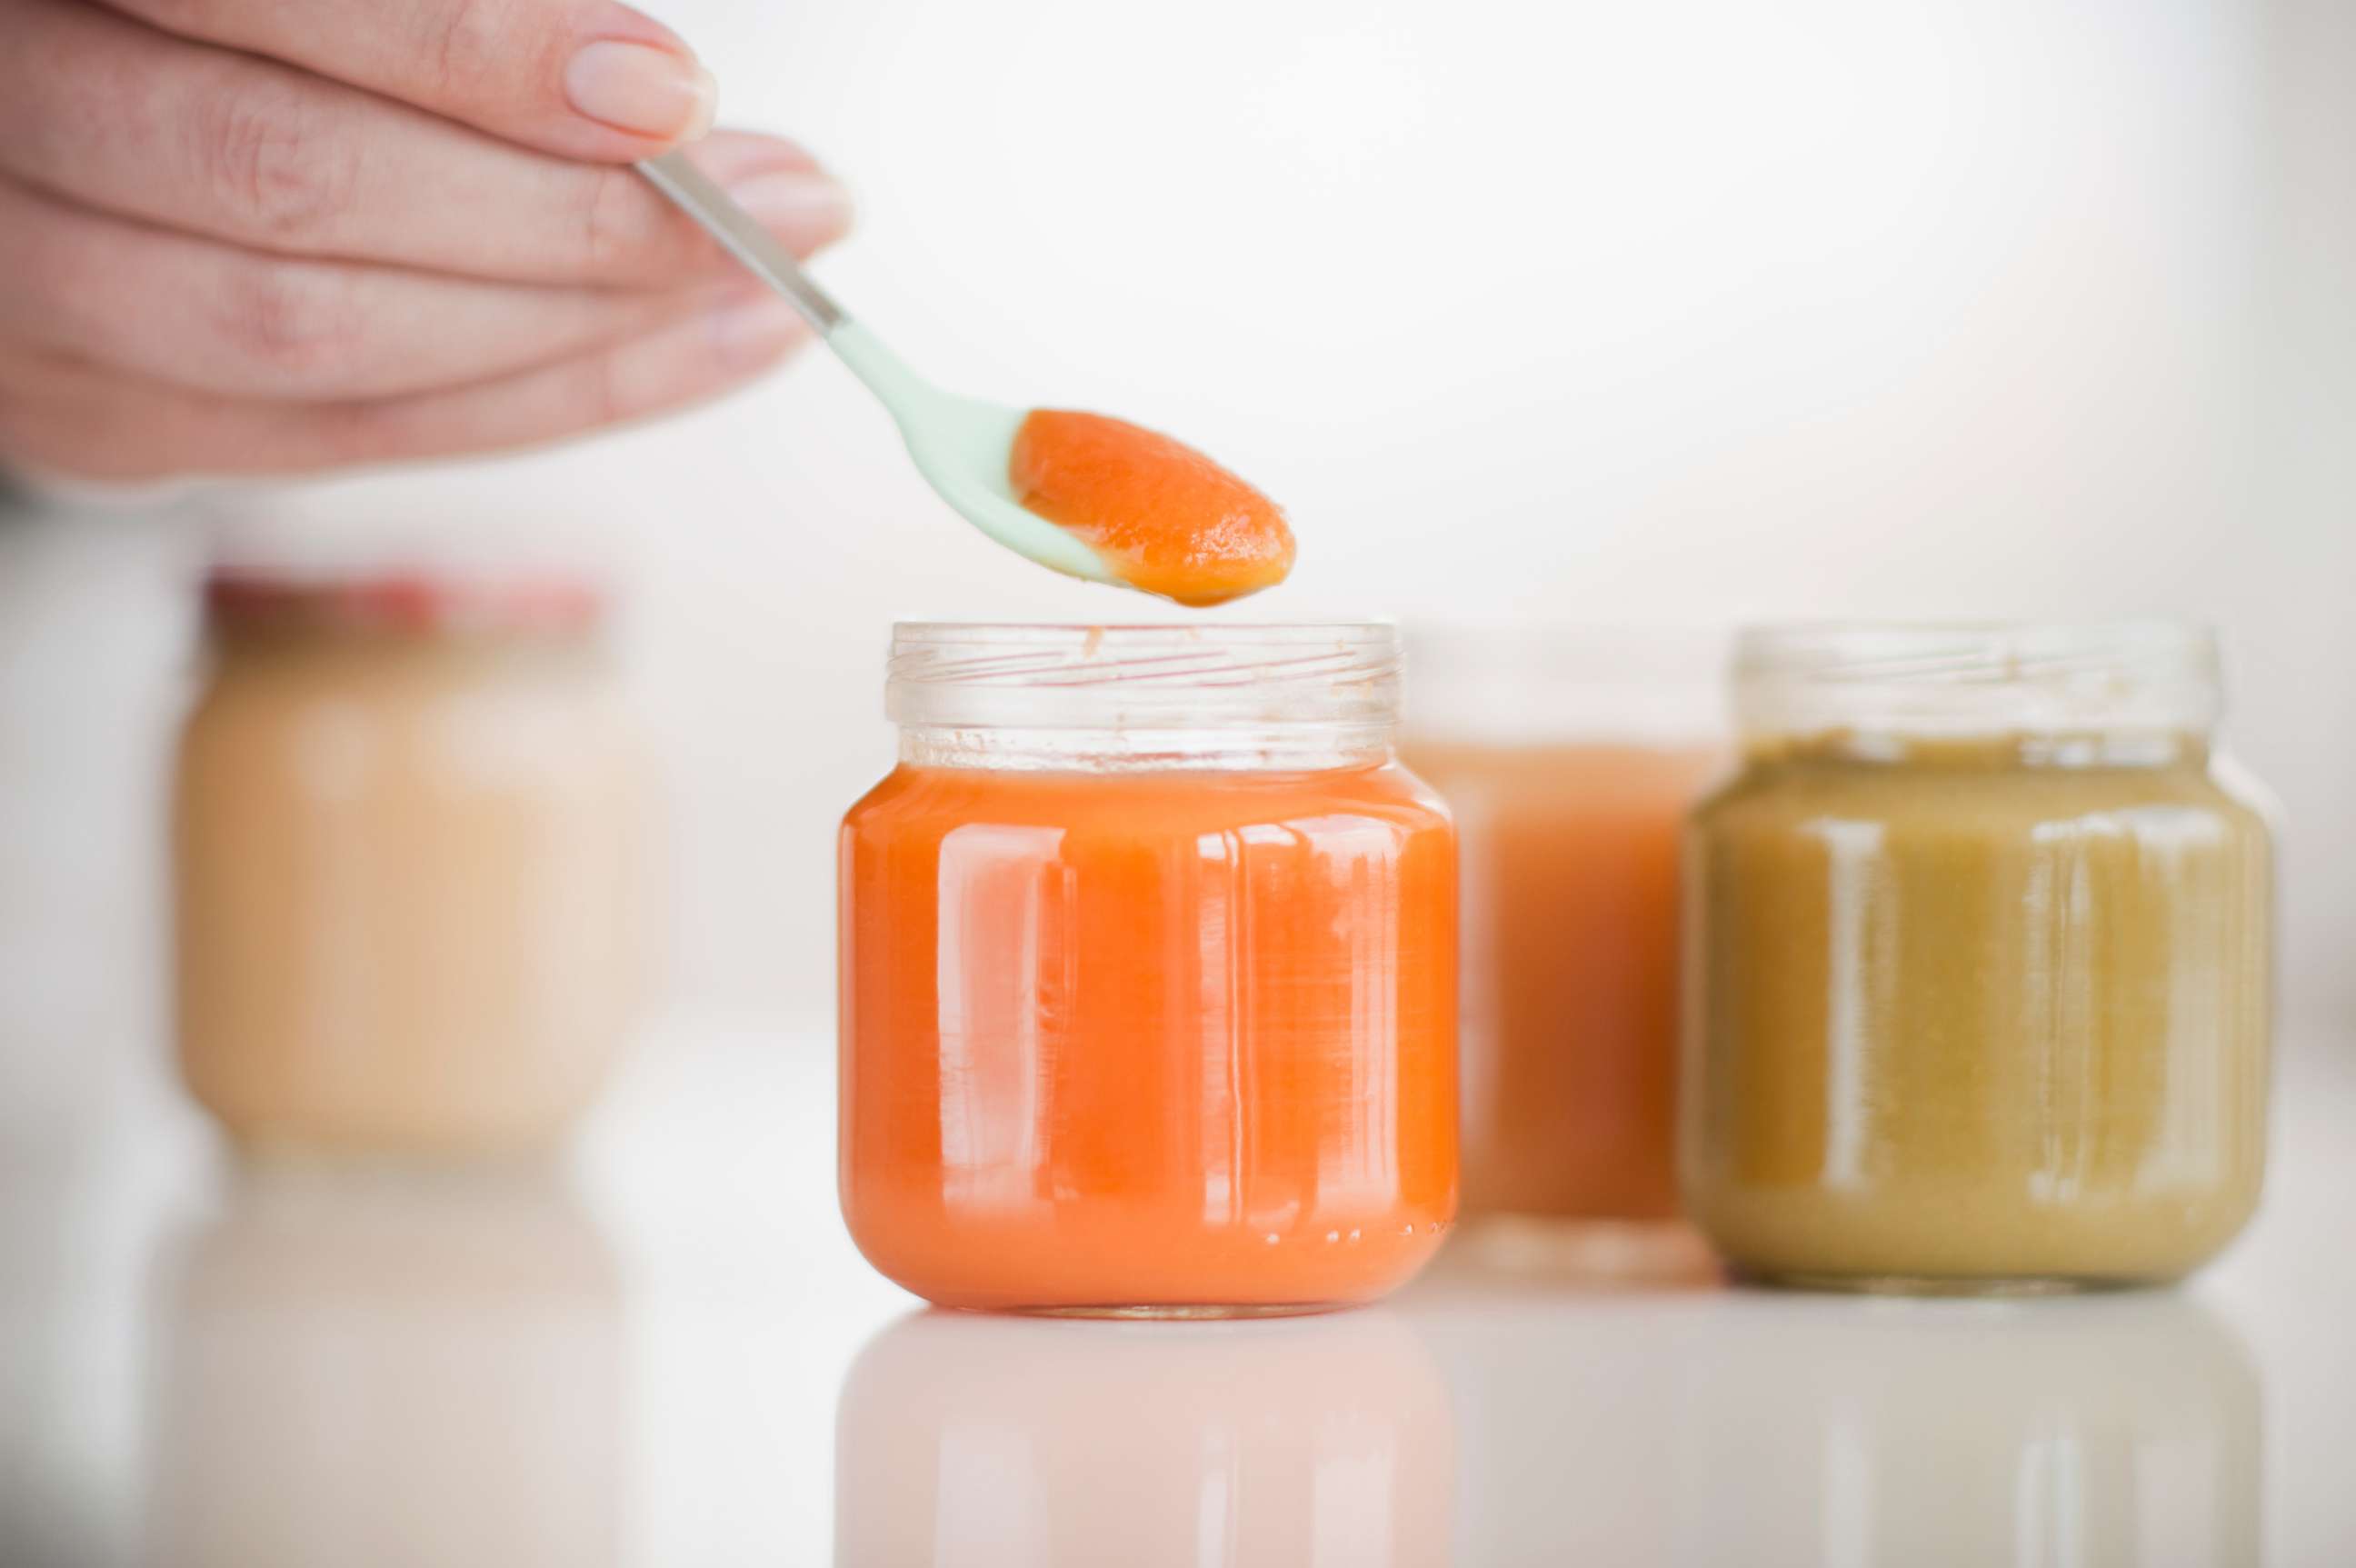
1682,623 -> 2273,1293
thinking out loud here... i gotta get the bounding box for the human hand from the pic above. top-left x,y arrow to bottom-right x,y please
0,0 -> 850,480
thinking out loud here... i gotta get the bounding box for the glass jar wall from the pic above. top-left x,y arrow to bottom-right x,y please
173,568 -> 649,1155
838,624 -> 1458,1315
1682,624 -> 2273,1291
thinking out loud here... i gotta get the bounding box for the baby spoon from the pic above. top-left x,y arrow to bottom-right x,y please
637,152 -> 1122,588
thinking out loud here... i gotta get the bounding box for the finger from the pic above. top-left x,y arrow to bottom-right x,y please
0,298 -> 809,481
0,0 -> 848,286
99,0 -> 720,161
0,175 -> 794,400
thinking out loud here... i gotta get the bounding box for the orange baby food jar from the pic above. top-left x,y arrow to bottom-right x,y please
1403,626 -> 1724,1224
839,624 -> 1458,1315
174,566 -> 649,1155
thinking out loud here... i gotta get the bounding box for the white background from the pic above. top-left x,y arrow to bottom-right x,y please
4,9 -> 2354,1560
2,0 -> 2351,1123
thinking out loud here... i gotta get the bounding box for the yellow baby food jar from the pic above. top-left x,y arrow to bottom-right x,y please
1682,624 -> 2272,1292
174,566 -> 649,1156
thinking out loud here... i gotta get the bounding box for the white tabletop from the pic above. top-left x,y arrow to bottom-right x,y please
3,1022 -> 2349,1567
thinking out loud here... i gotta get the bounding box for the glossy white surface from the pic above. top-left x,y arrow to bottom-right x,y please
3,1023 -> 2350,1566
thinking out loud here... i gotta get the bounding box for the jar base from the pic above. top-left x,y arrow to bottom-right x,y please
973,1301 -> 1357,1321
1453,1216 -> 1722,1288
1737,1268 -> 2142,1298
222,1128 -> 574,1171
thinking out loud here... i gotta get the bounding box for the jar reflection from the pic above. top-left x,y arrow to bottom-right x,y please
1413,1287 -> 2255,1564
835,1309 -> 1453,1565
144,1163 -> 623,1567
1670,1294 -> 2260,1565
1411,1298 -> 1702,1564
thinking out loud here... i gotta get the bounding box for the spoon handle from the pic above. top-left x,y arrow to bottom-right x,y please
636,151 -> 847,334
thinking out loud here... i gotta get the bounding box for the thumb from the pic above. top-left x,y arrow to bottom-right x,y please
105,0 -> 719,160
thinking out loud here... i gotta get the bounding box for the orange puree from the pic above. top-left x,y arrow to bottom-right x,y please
1008,410 -> 1295,606
1403,741 -> 1722,1220
838,762 -> 1457,1313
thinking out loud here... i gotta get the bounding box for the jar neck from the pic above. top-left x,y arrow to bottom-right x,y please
899,723 -> 1396,773
1732,624 -> 2222,744
885,624 -> 1404,771
1745,728 -> 2214,770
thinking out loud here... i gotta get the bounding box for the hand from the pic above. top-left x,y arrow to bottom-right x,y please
0,0 -> 851,481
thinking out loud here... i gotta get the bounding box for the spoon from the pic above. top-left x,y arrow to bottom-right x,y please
637,152 -> 1122,589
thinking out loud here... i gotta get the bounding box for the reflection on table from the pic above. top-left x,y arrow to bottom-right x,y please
1421,1275 -> 2260,1567
142,1160 -> 624,1568
835,1308 -> 1454,1566
1670,1293 -> 2261,1566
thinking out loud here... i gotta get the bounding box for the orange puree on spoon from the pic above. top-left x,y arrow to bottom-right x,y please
1009,410 -> 1296,606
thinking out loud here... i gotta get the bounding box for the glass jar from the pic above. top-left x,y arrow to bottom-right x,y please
838,624 -> 1458,1315
174,567 -> 649,1155
1682,624 -> 2273,1292
1402,625 -> 1724,1223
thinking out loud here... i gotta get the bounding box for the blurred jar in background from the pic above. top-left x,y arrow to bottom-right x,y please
836,1308 -> 1453,1564
840,624 -> 1457,1315
145,1164 -> 623,1566
1402,625 -> 1724,1226
174,566 -> 650,1155
1684,624 -> 2272,1291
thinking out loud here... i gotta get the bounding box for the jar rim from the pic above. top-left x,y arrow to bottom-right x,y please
205,565 -> 607,636
891,621 -> 1397,662
885,622 -> 1402,763
1735,619 -> 2214,670
1402,621 -> 1728,744
1733,620 -> 2221,735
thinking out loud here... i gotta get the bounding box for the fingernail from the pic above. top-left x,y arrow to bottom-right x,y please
707,296 -> 804,369
565,40 -> 718,139
724,170 -> 854,246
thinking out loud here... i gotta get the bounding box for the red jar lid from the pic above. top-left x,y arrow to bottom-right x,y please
204,566 -> 608,635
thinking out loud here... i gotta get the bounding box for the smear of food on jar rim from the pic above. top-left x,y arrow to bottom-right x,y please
1008,410 -> 1295,607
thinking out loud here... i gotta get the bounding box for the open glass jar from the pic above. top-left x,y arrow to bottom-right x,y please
174,567 -> 649,1156
1682,624 -> 2273,1292
837,624 -> 1458,1315
1402,625 -> 1725,1224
